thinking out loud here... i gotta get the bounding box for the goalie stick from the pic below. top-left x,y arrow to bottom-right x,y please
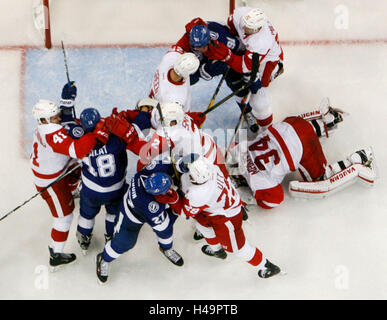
199,52 -> 259,118
0,163 -> 81,222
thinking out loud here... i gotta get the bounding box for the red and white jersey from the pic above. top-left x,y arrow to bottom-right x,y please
30,123 -> 96,187
180,165 -> 242,218
236,121 -> 302,191
146,113 -> 217,164
149,49 -> 192,112
227,6 -> 283,74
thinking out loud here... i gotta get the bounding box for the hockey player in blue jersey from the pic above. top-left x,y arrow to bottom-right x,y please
76,107 -> 128,254
95,160 -> 183,284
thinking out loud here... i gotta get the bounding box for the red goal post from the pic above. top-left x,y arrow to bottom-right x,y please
33,0 -> 52,49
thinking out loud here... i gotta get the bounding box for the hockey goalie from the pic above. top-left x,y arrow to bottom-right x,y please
228,98 -> 377,209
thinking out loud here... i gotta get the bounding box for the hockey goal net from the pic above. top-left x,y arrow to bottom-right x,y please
32,0 -> 241,49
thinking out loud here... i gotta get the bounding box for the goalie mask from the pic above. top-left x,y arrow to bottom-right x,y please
188,156 -> 214,184
173,53 -> 200,79
32,99 -> 60,124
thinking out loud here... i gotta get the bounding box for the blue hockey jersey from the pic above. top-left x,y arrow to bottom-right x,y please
81,135 -> 128,201
121,160 -> 175,228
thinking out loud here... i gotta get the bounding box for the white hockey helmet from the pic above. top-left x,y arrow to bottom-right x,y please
173,53 -> 200,79
160,101 -> 185,127
188,156 -> 214,184
32,99 -> 60,124
242,8 -> 267,33
136,97 -> 158,111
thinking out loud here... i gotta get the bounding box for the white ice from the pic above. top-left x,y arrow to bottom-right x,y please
0,0 -> 386,300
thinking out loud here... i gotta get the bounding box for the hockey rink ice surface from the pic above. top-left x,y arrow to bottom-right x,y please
0,0 -> 386,300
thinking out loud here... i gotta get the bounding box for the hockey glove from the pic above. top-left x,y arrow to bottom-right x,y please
205,40 -> 233,63
154,188 -> 179,204
185,17 -> 208,34
188,111 -> 206,127
61,81 -> 77,100
93,119 -> 109,144
105,115 -> 136,145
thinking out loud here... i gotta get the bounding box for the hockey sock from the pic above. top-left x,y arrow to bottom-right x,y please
105,213 -> 116,236
235,240 -> 265,267
77,215 -> 95,236
50,214 -> 73,253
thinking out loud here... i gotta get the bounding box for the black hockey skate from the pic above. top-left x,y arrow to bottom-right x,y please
76,231 -> 92,255
48,246 -> 76,271
159,247 -> 184,266
193,229 -> 204,240
258,259 -> 281,279
201,245 -> 227,260
242,206 -> 249,221
244,111 -> 259,133
96,253 -> 109,284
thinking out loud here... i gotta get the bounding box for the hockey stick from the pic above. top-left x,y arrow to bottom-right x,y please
199,52 -> 259,118
205,66 -> 230,111
61,40 -> 71,83
224,91 -> 252,162
0,163 -> 81,222
156,103 -> 179,178
199,66 -> 230,129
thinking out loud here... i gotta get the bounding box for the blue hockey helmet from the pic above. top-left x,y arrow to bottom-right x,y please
189,25 -> 210,47
143,172 -> 172,195
80,108 -> 101,132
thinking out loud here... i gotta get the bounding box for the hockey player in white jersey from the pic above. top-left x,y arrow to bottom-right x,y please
30,99 -> 109,270
229,99 -> 377,209
155,154 -> 281,279
203,7 -> 284,132
149,51 -> 200,112
138,101 -> 229,179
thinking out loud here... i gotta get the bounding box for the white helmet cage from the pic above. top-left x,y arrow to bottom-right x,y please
242,8 -> 267,33
188,156 -> 214,184
160,101 -> 185,127
173,52 -> 200,79
32,99 -> 60,124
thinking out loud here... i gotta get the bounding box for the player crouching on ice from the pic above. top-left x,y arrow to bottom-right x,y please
228,98 -> 377,209
95,162 -> 183,284
156,154 -> 281,279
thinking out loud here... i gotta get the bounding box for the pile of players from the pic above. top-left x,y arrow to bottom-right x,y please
30,7 -> 376,284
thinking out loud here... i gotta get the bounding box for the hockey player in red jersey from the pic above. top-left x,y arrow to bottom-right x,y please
228,98 -> 377,209
30,99 -> 109,270
155,154 -> 281,279
202,7 -> 284,132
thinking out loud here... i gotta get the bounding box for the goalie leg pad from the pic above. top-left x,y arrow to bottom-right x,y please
289,163 -> 376,199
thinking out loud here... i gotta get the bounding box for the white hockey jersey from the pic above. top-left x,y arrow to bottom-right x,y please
234,122 -> 302,191
180,165 -> 242,218
149,49 -> 192,112
147,113 -> 217,164
228,6 -> 283,74
30,123 -> 97,187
